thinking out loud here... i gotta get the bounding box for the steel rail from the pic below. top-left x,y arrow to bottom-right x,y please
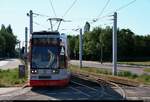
97,78 -> 126,100
71,80 -> 105,99
69,86 -> 91,97
71,76 -> 106,99
71,72 -> 126,100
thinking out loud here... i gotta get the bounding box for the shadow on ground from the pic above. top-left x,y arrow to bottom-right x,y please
30,77 -> 124,100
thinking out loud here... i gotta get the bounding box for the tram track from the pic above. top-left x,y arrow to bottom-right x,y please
96,77 -> 126,99
71,72 -> 126,100
70,80 -> 105,99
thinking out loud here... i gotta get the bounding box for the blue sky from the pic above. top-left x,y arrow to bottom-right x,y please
0,0 -> 150,45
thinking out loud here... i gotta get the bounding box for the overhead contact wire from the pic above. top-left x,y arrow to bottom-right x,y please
49,0 -> 57,17
91,0 -> 110,24
62,0 -> 77,18
115,0 -> 137,12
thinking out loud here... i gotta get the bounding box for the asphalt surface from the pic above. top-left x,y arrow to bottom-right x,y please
0,82 -> 124,100
0,58 -> 22,70
69,60 -> 150,75
125,86 -> 150,100
0,81 -> 150,100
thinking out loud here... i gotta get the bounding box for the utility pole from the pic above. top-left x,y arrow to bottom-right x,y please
29,10 -> 33,34
18,41 -> 21,58
100,44 -> 103,64
112,12 -> 117,75
79,28 -> 83,68
25,27 -> 28,58
25,27 -> 28,75
100,33 -> 103,64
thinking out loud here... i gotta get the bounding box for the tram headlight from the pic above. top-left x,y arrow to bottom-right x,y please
31,70 -> 34,73
52,70 -> 56,73
51,69 -> 59,74
31,69 -> 38,74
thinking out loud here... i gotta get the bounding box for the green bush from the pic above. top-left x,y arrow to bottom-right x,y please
123,71 -> 132,77
118,71 -> 138,79
118,71 -> 135,77
131,74 -> 138,79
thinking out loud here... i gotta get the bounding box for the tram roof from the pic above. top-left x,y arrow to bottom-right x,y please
32,31 -> 60,35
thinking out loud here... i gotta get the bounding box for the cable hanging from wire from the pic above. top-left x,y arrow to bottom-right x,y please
115,0 -> 137,12
62,0 -> 77,18
33,12 -> 50,18
49,0 -> 57,17
33,21 -> 48,29
93,0 -> 137,24
106,0 -> 137,16
97,0 -> 110,19
91,0 -> 110,24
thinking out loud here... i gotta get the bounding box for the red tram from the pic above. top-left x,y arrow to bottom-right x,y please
29,31 -> 70,87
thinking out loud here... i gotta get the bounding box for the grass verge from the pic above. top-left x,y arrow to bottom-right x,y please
0,68 -> 27,87
144,68 -> 150,73
69,64 -> 150,85
118,61 -> 150,66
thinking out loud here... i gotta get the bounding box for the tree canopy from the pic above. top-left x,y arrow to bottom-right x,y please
0,24 -> 17,58
68,26 -> 150,61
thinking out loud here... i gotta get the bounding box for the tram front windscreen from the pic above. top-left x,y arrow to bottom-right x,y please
31,46 -> 60,69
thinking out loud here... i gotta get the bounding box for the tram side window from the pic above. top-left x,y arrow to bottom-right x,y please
59,46 -> 66,68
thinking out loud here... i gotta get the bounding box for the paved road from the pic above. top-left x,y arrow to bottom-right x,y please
0,82 -> 150,100
0,81 -> 124,100
69,60 -> 150,75
124,86 -> 150,100
0,59 -> 22,70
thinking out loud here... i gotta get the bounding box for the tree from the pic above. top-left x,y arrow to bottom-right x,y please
1,24 -> 6,32
6,24 -> 13,33
0,34 -> 6,57
144,35 -> 150,57
67,25 -> 150,61
0,24 -> 17,57
118,29 -> 135,60
83,27 -> 102,61
67,35 -> 76,59
102,26 -> 112,61
83,31 -> 96,60
74,35 -> 79,60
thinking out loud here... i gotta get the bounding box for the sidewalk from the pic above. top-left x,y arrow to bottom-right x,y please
0,87 -> 21,95
0,58 -> 22,70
